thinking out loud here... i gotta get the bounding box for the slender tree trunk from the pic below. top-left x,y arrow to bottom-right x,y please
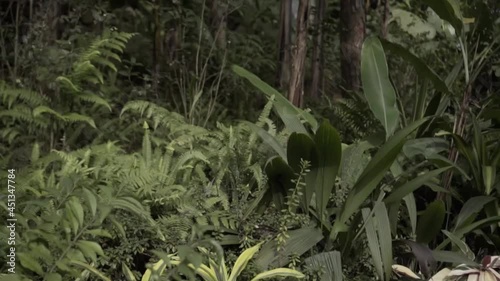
209,0 -> 227,50
310,0 -> 326,99
381,0 -> 390,38
288,0 -> 309,107
152,0 -> 162,98
340,0 -> 365,95
277,0 -> 293,90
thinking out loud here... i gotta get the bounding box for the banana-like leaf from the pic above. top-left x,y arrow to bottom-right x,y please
416,200 -> 446,244
122,263 -> 137,281
442,230 -> 475,260
330,117 -> 430,240
384,166 -> 451,204
245,121 -> 287,160
304,251 -> 343,281
421,0 -> 463,34
361,37 -> 400,139
313,121 -> 342,224
362,203 -> 392,281
231,65 -> 318,132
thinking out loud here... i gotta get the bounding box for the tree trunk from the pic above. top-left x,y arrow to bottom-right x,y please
209,0 -> 227,50
381,0 -> 390,38
288,0 -> 309,107
340,0 -> 366,96
152,0 -> 162,98
310,0 -> 326,99
277,0 -> 293,90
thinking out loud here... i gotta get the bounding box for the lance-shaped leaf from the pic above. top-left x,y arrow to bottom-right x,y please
313,121 -> 342,223
416,200 -> 446,244
421,0 -> 463,34
330,117 -> 430,240
231,65 -> 318,132
361,37 -> 400,139
381,40 -> 450,93
287,132 -> 317,212
264,157 -> 296,210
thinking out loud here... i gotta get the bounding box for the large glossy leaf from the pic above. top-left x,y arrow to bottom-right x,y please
454,196 -> 496,231
361,37 -> 400,139
381,40 -> 449,93
421,0 -> 463,34
313,121 -> 342,224
403,193 -> 418,236
231,65 -> 317,132
330,117 -> 430,240
416,200 -> 446,244
264,157 -> 296,209
402,137 -> 450,159
384,166 -> 451,204
287,132 -> 317,211
244,121 -> 287,160
304,251 -> 343,281
250,268 -> 305,281
255,227 -> 323,269
442,230 -> 475,260
362,203 -> 393,281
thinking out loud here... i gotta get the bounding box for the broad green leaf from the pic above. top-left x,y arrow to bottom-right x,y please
231,65 -> 317,132
442,230 -> 475,260
228,242 -> 264,281
454,196 -> 495,230
250,268 -> 305,281
403,193 -> 418,236
76,240 -> 105,262
381,40 -> 449,94
330,117 -> 430,240
361,36 -> 400,139
245,121 -> 287,160
421,0 -> 463,34
313,121 -> 342,224
287,132 -> 317,211
304,251 -> 343,281
402,137 -> 449,158
255,228 -> 323,269
416,200 -> 446,244
384,167 -> 451,204
68,196 -> 84,227
362,203 -> 392,281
